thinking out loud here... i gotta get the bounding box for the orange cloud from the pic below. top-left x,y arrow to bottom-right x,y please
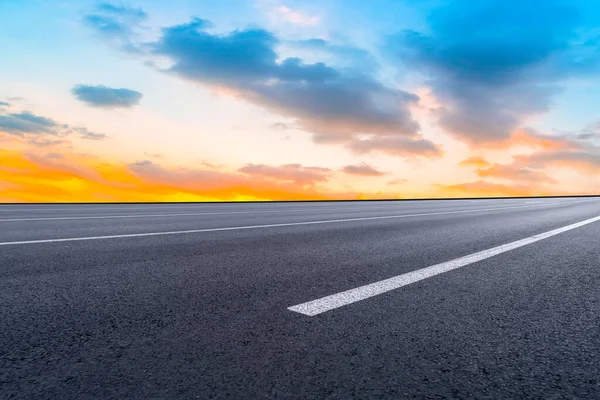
476,163 -> 556,184
0,149 -> 355,202
436,181 -> 572,198
459,156 -> 490,168
480,128 -> 577,151
1,132 -> 597,203
237,163 -> 331,185
508,129 -> 574,150
514,150 -> 600,174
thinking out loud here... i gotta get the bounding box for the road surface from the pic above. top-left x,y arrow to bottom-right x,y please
2,197 -> 600,399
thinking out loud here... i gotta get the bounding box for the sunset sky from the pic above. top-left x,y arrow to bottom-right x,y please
1,0 -> 600,202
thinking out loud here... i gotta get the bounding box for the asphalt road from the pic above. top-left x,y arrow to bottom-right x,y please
2,197 -> 600,399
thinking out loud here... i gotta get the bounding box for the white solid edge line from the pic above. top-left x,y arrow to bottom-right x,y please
0,206 -> 428,222
0,198 -> 567,213
0,199 -> 594,246
0,204 -> 406,213
0,201 -> 493,213
0,199 -> 573,222
0,201 -> 553,222
288,214 -> 600,316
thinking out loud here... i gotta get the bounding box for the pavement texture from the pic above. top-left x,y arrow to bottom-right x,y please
2,198 -> 600,399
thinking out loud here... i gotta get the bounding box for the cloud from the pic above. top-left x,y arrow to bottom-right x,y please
148,19 -> 424,146
96,3 -> 147,20
4,149 -> 396,202
270,122 -> 291,131
83,2 -> 147,41
143,152 -> 163,159
70,126 -> 109,140
387,178 -> 407,185
72,84 -> 143,109
501,128 -> 576,151
0,109 -> 107,141
464,122 -> 600,189
0,101 -> 9,107
0,111 -> 60,136
476,163 -> 556,184
388,0 -> 600,144
27,138 -> 70,148
127,160 -> 345,200
348,136 -> 443,157
46,153 -> 63,159
500,123 -> 600,173
272,5 -> 319,25
459,156 -> 490,168
553,120 -> 600,141
437,181 -> 569,198
85,11 -> 441,158
293,38 -> 377,72
341,163 -> 385,177
237,163 -> 331,185
517,149 -> 600,173
148,19 -> 335,84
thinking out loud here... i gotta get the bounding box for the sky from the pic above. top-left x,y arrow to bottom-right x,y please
1,0 -> 600,202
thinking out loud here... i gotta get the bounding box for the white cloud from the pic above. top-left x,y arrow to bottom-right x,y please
273,6 -> 319,25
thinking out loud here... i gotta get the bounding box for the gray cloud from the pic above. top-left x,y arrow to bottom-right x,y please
518,149 -> 600,172
341,163 -> 385,177
148,19 -> 421,144
0,111 -> 59,136
83,2 -> 147,42
292,38 -> 378,72
387,178 -> 408,185
238,163 -> 331,185
72,84 -> 143,109
70,126 -> 109,140
129,160 -> 154,168
476,163 -> 556,184
479,124 -> 600,178
0,101 -> 9,107
0,109 -> 107,141
96,3 -> 147,20
46,152 -> 63,159
553,120 -> 600,142
270,122 -> 292,131
26,138 -> 70,148
84,9 -> 442,158
349,136 -> 443,157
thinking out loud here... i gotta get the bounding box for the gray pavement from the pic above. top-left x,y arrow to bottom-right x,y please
2,197 -> 600,398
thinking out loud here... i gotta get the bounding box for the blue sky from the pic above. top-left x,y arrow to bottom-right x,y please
1,0 -> 600,202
